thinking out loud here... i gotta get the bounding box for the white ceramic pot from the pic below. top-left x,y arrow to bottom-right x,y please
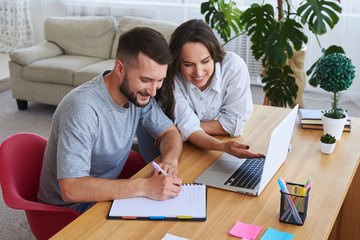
322,114 -> 347,140
320,142 -> 336,154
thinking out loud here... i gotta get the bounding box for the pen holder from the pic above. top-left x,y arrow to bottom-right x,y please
279,182 -> 310,226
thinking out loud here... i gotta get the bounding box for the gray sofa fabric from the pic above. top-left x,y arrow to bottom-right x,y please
9,16 -> 177,110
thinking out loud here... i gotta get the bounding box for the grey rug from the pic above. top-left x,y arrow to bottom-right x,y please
0,85 -> 359,239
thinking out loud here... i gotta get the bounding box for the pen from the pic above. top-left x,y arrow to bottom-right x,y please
278,178 -> 303,224
281,180 -> 313,221
298,178 -> 312,208
305,178 -> 312,186
152,162 -> 169,176
283,180 -> 313,222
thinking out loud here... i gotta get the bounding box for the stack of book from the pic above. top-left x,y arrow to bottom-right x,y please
298,109 -> 351,132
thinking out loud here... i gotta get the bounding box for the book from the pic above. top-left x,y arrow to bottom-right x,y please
298,109 -> 351,131
301,123 -> 351,132
107,184 -> 207,221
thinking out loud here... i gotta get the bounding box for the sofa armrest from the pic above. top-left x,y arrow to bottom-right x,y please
10,42 -> 64,66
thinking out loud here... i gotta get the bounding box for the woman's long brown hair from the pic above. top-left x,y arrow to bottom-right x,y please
156,19 -> 225,120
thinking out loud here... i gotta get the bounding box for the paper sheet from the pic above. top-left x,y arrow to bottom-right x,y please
161,233 -> 189,240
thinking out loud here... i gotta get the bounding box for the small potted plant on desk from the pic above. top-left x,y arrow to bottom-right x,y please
320,133 -> 336,154
312,53 -> 356,140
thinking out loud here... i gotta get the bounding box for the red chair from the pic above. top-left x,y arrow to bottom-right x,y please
0,132 -> 147,239
0,133 -> 81,240
118,150 -> 147,179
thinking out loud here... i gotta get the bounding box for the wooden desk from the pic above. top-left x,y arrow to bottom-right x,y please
51,105 -> 360,240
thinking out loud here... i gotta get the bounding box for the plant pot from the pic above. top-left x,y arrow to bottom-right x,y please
287,45 -> 307,109
320,142 -> 336,154
322,114 -> 347,140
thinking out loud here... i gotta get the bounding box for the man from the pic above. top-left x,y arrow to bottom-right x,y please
37,27 -> 183,213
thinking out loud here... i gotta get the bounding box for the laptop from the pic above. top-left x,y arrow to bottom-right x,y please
194,105 -> 299,196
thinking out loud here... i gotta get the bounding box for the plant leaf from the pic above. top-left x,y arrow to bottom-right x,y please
201,0 -> 243,44
240,4 -> 274,44
262,65 -> 298,107
297,0 -> 342,35
261,19 -> 307,66
324,45 -> 345,55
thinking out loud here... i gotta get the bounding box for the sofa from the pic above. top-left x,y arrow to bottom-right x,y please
9,16 -> 178,110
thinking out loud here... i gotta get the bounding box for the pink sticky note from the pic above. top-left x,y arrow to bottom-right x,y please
229,221 -> 263,240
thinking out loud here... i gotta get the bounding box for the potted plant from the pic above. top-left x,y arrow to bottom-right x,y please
312,53 -> 355,140
201,0 -> 342,108
320,133 -> 336,154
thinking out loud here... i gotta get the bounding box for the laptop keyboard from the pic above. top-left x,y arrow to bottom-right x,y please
224,158 -> 265,189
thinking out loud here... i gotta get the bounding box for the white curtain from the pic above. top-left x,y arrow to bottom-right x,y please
64,0 -> 114,17
0,0 -> 35,53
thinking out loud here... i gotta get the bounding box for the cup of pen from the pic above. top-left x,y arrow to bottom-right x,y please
279,182 -> 311,226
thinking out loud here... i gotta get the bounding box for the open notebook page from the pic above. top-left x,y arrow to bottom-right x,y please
108,184 -> 206,220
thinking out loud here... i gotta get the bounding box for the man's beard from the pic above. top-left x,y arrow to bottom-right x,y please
119,73 -> 150,108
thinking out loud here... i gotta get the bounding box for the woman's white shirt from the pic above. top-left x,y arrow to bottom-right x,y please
173,52 -> 253,141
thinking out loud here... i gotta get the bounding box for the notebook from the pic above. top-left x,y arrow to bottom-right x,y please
107,184 -> 207,221
194,105 -> 298,196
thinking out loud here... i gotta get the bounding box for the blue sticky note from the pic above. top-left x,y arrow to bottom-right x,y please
260,227 -> 294,240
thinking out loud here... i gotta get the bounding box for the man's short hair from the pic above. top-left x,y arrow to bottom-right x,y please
116,27 -> 172,68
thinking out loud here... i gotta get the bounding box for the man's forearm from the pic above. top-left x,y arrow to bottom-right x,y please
59,177 -> 146,203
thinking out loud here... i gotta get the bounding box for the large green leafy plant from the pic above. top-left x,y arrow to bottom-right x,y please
314,53 -> 355,119
201,0 -> 343,107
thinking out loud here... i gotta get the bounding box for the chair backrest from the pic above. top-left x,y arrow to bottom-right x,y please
0,133 -> 47,208
0,133 -> 80,240
118,150 -> 147,179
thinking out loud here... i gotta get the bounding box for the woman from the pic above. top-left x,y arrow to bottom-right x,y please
136,19 -> 264,163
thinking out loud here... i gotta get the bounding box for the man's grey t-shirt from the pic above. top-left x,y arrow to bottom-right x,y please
37,72 -> 173,210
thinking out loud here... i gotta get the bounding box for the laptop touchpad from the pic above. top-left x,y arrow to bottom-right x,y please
209,160 -> 239,174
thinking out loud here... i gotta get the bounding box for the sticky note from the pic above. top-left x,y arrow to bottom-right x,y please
228,221 -> 263,239
260,227 -> 294,240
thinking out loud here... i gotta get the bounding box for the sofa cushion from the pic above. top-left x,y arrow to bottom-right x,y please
73,59 -> 115,86
10,42 -> 64,66
45,16 -> 116,59
23,55 -> 103,85
111,16 -> 178,59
